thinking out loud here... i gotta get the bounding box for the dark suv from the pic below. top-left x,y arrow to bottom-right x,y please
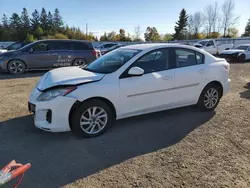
0,39 -> 100,74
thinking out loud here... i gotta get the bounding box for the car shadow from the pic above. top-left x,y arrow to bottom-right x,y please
240,83 -> 250,99
0,71 -> 46,80
0,107 -> 215,188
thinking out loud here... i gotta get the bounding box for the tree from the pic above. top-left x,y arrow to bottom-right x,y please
227,27 -> 239,38
34,26 -> 43,39
134,25 -> 142,41
2,14 -> 8,27
173,9 -> 188,40
189,12 -> 204,38
100,32 -> 109,41
162,34 -> 173,41
21,8 -> 30,29
30,9 -> 40,29
107,31 -> 117,41
47,11 -> 53,31
144,27 -> 161,41
53,8 -> 63,29
243,19 -> 250,37
40,8 -> 48,31
25,33 -> 35,42
204,2 -> 219,35
221,0 -> 239,37
10,13 -> 21,29
119,29 -> 126,41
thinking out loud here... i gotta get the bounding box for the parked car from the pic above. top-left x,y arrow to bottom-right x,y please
28,43 -> 231,138
193,39 -> 234,55
0,39 -> 100,74
101,44 -> 125,55
95,43 -> 120,51
0,41 -> 30,54
219,44 -> 250,62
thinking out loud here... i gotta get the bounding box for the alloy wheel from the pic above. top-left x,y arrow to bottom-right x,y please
80,106 -> 108,134
204,88 -> 219,109
9,61 -> 24,74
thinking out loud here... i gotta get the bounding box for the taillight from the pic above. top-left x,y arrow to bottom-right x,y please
92,50 -> 98,56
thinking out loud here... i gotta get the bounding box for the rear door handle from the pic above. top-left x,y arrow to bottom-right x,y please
162,76 -> 172,80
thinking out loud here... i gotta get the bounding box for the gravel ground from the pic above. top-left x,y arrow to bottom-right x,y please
1,63 -> 250,188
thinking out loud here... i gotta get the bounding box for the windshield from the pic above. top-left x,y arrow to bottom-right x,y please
84,48 -> 141,74
233,45 -> 249,50
198,41 -> 208,46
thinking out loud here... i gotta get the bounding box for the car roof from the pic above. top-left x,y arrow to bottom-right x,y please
122,43 -> 201,51
36,39 -> 91,43
236,44 -> 250,47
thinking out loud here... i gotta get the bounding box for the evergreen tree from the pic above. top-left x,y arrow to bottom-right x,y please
2,14 -> 8,27
40,8 -> 48,31
144,27 -> 161,41
47,11 -> 53,32
21,8 -> 30,29
10,13 -> 21,29
243,19 -> 250,37
173,9 -> 188,40
53,8 -> 63,29
30,9 -> 40,29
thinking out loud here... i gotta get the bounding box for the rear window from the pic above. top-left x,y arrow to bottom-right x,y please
70,42 -> 93,50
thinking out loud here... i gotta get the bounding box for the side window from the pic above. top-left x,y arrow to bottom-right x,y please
52,42 -> 70,50
175,49 -> 203,67
70,42 -> 92,50
133,49 -> 169,74
206,40 -> 214,47
33,42 -> 49,51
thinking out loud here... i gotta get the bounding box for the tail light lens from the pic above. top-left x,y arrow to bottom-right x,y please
92,50 -> 97,56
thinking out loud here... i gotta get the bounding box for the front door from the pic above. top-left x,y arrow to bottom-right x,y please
172,48 -> 207,106
26,41 -> 57,69
119,48 -> 175,118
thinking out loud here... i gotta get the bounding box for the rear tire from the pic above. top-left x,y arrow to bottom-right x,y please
7,60 -> 26,75
70,99 -> 114,138
238,54 -> 245,63
197,83 -> 222,111
72,59 -> 87,67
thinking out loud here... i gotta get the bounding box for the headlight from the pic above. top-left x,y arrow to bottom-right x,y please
37,86 -> 77,101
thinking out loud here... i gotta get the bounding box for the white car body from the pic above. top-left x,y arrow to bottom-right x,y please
0,49 -> 7,54
194,39 -> 234,55
219,44 -> 250,60
29,43 -> 231,133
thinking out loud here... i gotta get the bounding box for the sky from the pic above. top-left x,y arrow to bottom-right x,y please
0,0 -> 249,38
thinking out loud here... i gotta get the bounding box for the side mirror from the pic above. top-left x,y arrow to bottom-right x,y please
225,48 -> 230,50
194,44 -> 203,48
128,67 -> 144,76
29,48 -> 34,53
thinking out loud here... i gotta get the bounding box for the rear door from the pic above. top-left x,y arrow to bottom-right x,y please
26,41 -> 57,69
171,48 -> 207,106
51,41 -> 72,67
70,42 -> 96,64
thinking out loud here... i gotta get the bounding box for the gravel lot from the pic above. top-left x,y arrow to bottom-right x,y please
1,63 -> 250,188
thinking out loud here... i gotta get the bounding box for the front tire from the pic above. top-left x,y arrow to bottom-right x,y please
238,54 -> 245,63
197,83 -> 222,111
7,60 -> 26,74
70,99 -> 114,138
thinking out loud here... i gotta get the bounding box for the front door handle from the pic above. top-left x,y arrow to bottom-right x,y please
199,69 -> 205,73
162,76 -> 172,80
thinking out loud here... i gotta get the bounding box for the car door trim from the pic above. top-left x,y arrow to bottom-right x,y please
127,83 -> 199,97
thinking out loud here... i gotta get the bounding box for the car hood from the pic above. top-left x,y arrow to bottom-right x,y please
36,67 -> 105,91
220,49 -> 245,54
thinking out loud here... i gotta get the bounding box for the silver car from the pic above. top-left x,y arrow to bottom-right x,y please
0,39 -> 100,74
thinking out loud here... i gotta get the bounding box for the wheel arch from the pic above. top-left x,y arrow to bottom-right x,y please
68,97 -> 117,129
8,59 -> 27,69
201,81 -> 223,98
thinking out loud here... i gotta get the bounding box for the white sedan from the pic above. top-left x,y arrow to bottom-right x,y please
29,44 -> 231,137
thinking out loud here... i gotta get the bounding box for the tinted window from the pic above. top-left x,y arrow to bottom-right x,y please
70,42 -> 93,50
7,43 -> 21,50
33,42 -> 49,51
133,49 -> 169,74
104,44 -> 116,48
51,42 -> 70,50
175,49 -> 203,67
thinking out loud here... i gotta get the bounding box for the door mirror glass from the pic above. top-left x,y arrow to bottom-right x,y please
29,48 -> 34,53
128,67 -> 144,76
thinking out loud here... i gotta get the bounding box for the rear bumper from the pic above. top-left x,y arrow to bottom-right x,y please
223,79 -> 231,96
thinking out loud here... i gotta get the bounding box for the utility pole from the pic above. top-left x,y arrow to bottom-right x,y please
86,23 -> 88,36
